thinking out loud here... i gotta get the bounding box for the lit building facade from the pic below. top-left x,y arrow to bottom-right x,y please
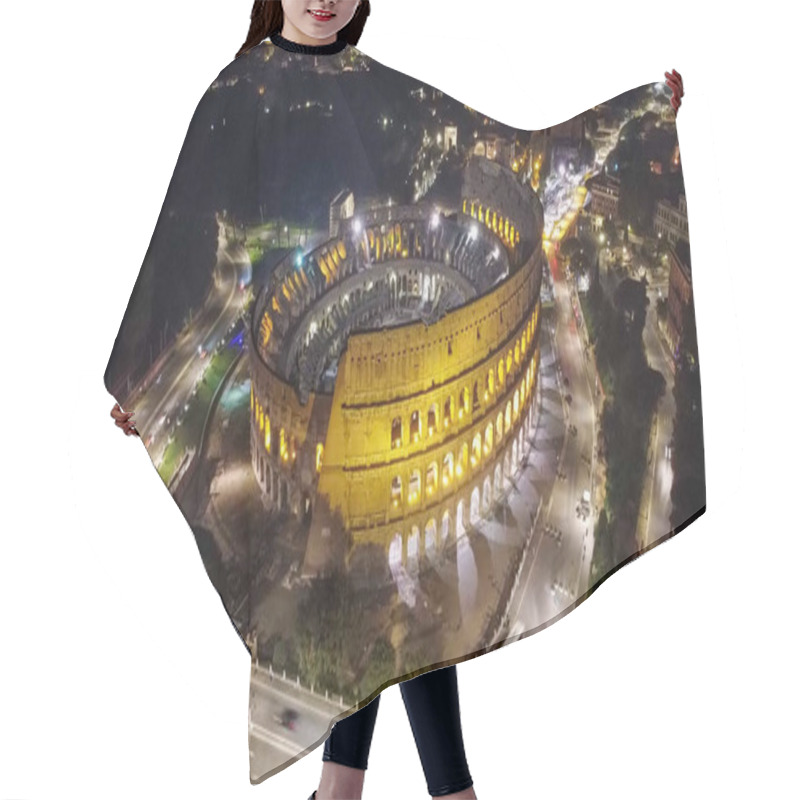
654,193 -> 689,245
586,173 -> 620,221
664,238 -> 693,359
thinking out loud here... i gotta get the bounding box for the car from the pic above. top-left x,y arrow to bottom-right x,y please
275,708 -> 299,731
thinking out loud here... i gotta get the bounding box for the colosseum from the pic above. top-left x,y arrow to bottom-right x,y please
247,155 -> 544,578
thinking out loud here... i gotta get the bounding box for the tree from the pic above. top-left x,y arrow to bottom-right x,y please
357,636 -> 396,698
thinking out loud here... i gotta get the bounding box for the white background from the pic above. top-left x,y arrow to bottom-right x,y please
1,1 -> 795,798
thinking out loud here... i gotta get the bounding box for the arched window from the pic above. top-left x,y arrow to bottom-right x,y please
472,380 -> 480,411
496,411 -> 504,440
457,442 -> 468,477
391,475 -> 402,507
459,387 -> 469,419
484,423 -> 493,455
391,417 -> 402,449
426,462 -> 438,496
410,410 -> 421,442
409,470 -> 421,504
471,433 -> 481,466
443,397 -> 452,428
280,428 -> 288,461
427,403 -> 438,436
443,452 -> 454,487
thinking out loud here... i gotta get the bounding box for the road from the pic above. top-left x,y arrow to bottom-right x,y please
132,221 -> 251,463
505,246 -> 599,637
248,663 -> 348,781
637,268 -> 676,548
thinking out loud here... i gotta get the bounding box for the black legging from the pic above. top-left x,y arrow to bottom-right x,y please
323,664 -> 473,797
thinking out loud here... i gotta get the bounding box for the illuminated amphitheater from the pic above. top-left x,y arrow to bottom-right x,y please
247,156 -> 544,575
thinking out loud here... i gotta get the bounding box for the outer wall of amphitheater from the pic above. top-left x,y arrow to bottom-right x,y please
247,155 -> 544,574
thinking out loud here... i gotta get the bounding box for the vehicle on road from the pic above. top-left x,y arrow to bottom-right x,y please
274,707 -> 299,731
198,338 -> 215,359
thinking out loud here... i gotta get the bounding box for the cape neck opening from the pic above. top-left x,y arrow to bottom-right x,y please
269,31 -> 348,55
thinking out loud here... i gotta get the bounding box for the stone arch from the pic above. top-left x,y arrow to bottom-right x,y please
456,500 -> 466,538
457,442 -> 468,479
410,410 -> 421,442
426,461 -> 438,496
391,474 -> 402,507
427,402 -> 439,436
408,526 -> 420,575
409,470 -> 421,504
425,518 -> 437,562
441,511 -> 451,549
443,452 -> 454,487
482,476 -> 492,512
459,386 -> 469,418
470,486 -> 481,525
471,432 -> 482,467
391,416 -> 402,448
389,531 -> 403,569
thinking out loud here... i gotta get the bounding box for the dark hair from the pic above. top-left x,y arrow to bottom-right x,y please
236,0 -> 371,58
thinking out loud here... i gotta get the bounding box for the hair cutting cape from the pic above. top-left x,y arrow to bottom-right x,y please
103,34 -> 706,785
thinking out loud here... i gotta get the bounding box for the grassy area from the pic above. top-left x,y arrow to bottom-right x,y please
246,243 -> 264,266
246,220 -> 312,251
